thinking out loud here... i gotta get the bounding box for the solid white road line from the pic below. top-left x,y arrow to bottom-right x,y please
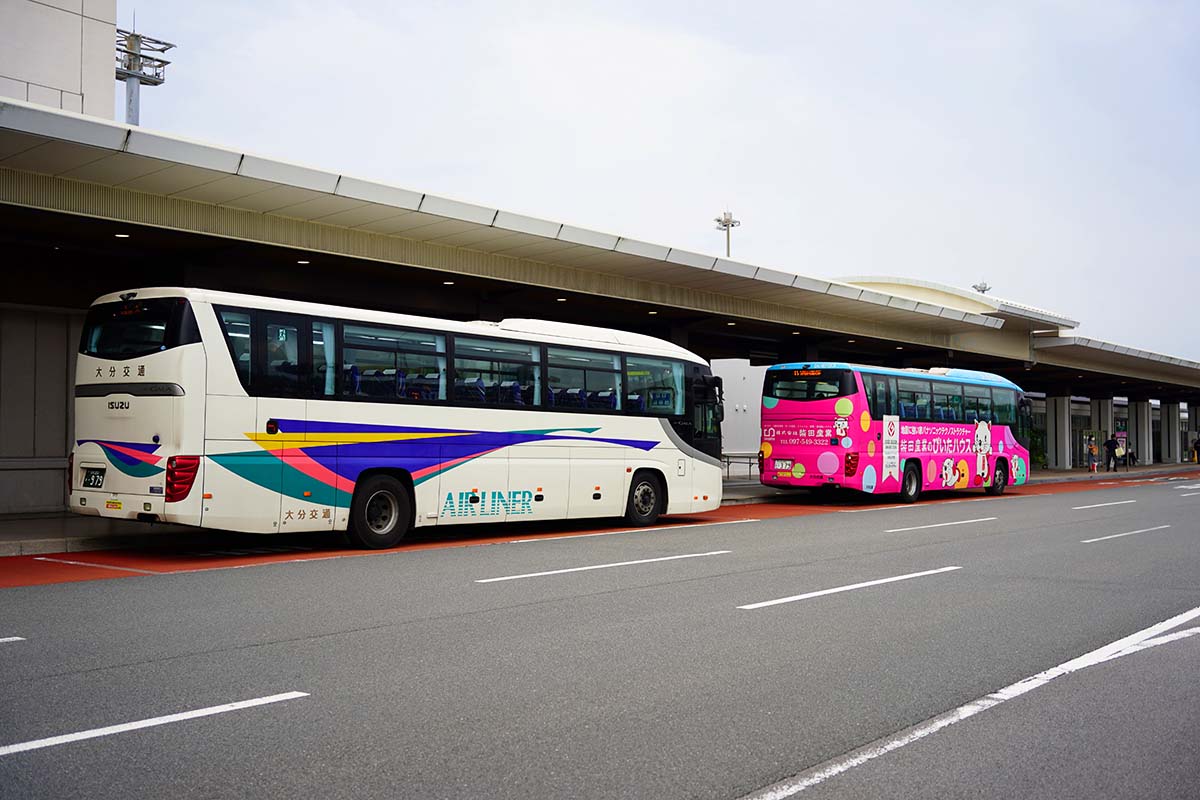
1081,525 -> 1172,544
738,566 -> 962,610
510,518 -> 759,544
0,637 -> 25,644
475,550 -> 732,583
837,504 -> 924,514
741,604 -> 1200,799
884,517 -> 996,534
32,557 -> 161,575
1181,492 -> 1200,498
1072,499 -> 1136,510
0,691 -> 309,757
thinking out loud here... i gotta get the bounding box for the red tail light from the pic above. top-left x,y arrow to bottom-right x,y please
845,452 -> 860,477
68,453 -> 74,493
165,456 -> 200,502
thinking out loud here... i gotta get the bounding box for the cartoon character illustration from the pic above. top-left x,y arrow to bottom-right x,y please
941,458 -> 957,488
973,420 -> 992,481
834,417 -> 849,437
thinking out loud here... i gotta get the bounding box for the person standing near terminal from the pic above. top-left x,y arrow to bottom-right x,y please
1086,436 -> 1099,473
1104,435 -> 1120,472
1193,436 -> 1200,464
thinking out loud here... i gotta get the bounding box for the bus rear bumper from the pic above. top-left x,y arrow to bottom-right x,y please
69,491 -> 200,526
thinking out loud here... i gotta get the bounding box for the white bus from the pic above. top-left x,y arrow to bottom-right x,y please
69,288 -> 725,548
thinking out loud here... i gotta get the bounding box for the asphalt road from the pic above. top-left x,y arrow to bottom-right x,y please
2,478 -> 1199,799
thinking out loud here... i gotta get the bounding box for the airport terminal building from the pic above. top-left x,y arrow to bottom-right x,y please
1,0 -> 1198,516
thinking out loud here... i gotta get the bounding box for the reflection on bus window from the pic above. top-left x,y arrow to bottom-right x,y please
626,357 -> 684,415
547,347 -> 621,411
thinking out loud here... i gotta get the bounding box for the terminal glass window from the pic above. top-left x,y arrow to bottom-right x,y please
626,357 -> 684,415
343,323 -> 446,402
452,337 -> 541,406
547,347 -> 622,411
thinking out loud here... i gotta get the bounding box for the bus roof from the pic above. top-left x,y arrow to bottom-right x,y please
766,361 -> 1024,392
91,287 -> 708,365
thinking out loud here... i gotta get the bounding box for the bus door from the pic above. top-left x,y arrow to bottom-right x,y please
688,374 -> 724,460
262,315 -> 336,532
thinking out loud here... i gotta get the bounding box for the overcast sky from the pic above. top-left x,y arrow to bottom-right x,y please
118,1 -> 1199,359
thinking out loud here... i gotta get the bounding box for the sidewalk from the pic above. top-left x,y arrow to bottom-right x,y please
2,462 -> 1197,557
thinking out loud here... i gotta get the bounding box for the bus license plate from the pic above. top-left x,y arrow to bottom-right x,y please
773,459 -> 793,471
83,468 -> 106,489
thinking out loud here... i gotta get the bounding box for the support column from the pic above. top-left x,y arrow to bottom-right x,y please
1189,401 -> 1200,463
1046,396 -> 1072,470
1090,397 -> 1114,439
1162,402 -> 1181,463
1129,400 -> 1153,466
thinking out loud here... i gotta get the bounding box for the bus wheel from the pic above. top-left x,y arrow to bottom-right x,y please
349,475 -> 411,549
986,461 -> 1008,496
899,462 -> 922,504
625,472 -> 663,526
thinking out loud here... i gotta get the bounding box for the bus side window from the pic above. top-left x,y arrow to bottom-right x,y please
217,308 -> 252,390
992,388 -> 1016,425
626,357 -> 684,416
932,383 -> 964,422
897,378 -> 932,421
262,320 -> 302,396
312,320 -> 336,397
964,385 -> 993,423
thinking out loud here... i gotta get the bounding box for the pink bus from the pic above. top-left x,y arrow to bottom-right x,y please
759,363 -> 1032,502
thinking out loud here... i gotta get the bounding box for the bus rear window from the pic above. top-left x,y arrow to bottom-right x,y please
80,297 -> 200,361
764,369 -> 856,401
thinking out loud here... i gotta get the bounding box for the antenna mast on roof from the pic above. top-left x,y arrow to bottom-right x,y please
115,23 -> 175,125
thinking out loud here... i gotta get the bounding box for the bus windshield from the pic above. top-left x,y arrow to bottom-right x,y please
764,368 -> 856,401
80,297 -> 199,361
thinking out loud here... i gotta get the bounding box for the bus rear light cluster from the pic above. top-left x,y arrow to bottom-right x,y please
844,452 -> 860,477
165,456 -> 200,502
67,453 -> 74,493
757,450 -> 765,473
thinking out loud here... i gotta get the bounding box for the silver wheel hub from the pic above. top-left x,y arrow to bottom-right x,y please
365,490 -> 398,535
632,482 -> 656,516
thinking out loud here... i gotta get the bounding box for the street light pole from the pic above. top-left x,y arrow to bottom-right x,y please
714,210 -> 740,258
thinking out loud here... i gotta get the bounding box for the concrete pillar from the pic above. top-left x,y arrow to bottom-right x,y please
1046,395 -> 1072,469
1162,402 -> 1181,463
1129,400 -> 1153,465
1189,402 -> 1200,462
1090,397 -> 1114,438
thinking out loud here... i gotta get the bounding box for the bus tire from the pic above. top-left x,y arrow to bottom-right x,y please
348,474 -> 411,549
986,460 -> 1008,496
625,471 -> 664,527
899,462 -> 922,504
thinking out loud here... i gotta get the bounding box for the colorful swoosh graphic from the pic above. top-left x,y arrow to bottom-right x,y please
76,439 -> 165,478
209,419 -> 662,507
